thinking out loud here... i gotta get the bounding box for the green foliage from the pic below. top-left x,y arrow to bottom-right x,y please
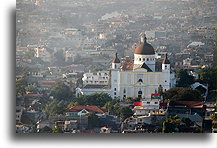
162,115 -> 201,133
25,85 -> 38,94
87,113 -> 100,129
52,126 -> 63,133
119,106 -> 134,121
50,81 -> 72,101
67,101 -> 78,109
45,99 -> 66,115
16,78 -> 27,96
181,117 -> 194,127
198,67 -> 216,90
101,98 -> 120,115
125,97 -> 133,104
176,69 -> 194,87
163,87 -> 203,102
72,93 -> 113,107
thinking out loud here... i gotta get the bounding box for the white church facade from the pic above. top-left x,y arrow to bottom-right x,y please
77,35 -> 175,100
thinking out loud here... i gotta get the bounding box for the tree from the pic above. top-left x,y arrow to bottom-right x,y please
125,97 -> 133,104
162,115 -> 201,133
16,78 -> 27,96
25,85 -> 38,94
50,81 -> 72,101
45,99 -> 66,115
162,115 -> 180,133
87,113 -> 100,129
72,93 -> 112,107
198,67 -> 216,91
67,101 -> 78,109
102,98 -> 120,115
52,126 -> 63,133
119,106 -> 134,121
176,69 -> 194,87
163,87 -> 203,102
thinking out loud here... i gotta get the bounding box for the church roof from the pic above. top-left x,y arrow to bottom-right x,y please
140,62 -> 153,72
162,54 -> 170,64
121,61 -> 134,71
134,36 -> 155,55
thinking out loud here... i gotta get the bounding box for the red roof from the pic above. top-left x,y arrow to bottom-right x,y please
170,101 -> 204,108
151,93 -> 161,96
134,102 -> 143,106
66,105 -> 105,114
121,61 -> 134,71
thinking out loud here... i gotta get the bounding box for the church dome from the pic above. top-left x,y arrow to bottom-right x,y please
134,37 -> 155,55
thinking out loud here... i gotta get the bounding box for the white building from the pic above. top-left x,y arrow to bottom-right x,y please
82,71 -> 110,86
78,34 -> 175,100
111,35 -> 175,100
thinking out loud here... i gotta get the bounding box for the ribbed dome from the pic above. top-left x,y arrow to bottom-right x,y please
134,37 -> 155,55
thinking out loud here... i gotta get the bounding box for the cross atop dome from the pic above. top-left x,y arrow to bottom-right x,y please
135,33 -> 155,55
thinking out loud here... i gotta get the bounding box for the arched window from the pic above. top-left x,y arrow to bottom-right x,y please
139,58 -> 141,61
147,58 -> 149,61
138,90 -> 142,98
138,79 -> 143,82
123,88 -> 126,94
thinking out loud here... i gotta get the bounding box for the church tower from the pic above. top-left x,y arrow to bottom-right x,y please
111,53 -> 121,98
111,53 -> 121,69
162,53 -> 170,91
133,34 -> 156,71
162,53 -> 170,72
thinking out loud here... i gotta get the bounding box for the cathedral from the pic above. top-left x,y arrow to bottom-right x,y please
78,35 -> 175,100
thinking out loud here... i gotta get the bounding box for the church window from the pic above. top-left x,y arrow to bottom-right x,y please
114,88 -> 116,91
138,90 -> 142,98
147,58 -> 149,61
143,58 -> 145,61
139,58 -> 141,61
138,79 -> 143,82
123,88 -> 126,94
114,92 -> 116,95
115,65 -> 117,69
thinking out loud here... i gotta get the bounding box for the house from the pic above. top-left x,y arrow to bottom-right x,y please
133,99 -> 165,116
167,101 -> 206,118
100,127 -> 111,133
34,47 -> 54,63
65,105 -> 106,117
64,120 -> 78,132
16,105 -> 24,123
